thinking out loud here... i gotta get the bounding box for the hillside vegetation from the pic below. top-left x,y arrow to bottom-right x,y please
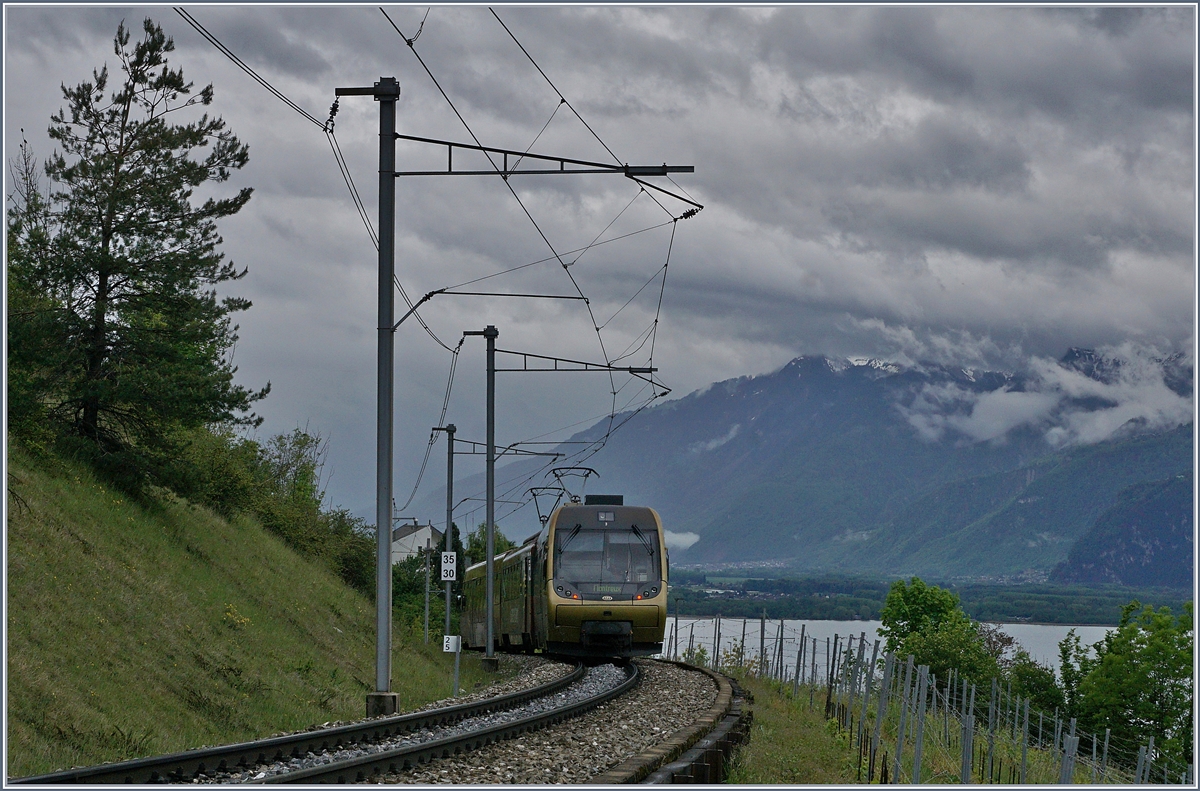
1052,471 -> 1193,588
6,448 -> 496,778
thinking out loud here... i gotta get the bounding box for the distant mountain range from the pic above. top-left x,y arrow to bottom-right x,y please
417,349 -> 1192,586
1051,471 -> 1193,589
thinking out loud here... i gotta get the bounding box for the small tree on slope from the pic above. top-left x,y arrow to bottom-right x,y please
7,18 -> 266,491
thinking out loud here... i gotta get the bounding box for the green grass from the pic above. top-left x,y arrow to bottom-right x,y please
721,662 -> 1136,784
5,447 -> 505,778
725,673 -> 856,784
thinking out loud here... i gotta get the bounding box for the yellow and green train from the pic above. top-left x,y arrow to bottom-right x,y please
461,495 -> 668,658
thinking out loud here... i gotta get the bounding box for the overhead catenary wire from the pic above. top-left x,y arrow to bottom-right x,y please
379,6 -> 620,421
173,7 -> 324,128
381,6 -> 687,518
173,6 -> 450,352
441,219 -> 676,292
396,337 -> 464,513
489,7 -> 622,166
175,5 -> 467,515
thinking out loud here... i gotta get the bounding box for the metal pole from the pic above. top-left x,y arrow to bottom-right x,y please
452,639 -> 461,697
443,425 -> 455,636
713,614 -> 721,670
674,599 -> 681,661
913,665 -> 928,784
759,610 -> 766,676
1020,699 -> 1029,784
484,325 -> 498,661
366,75 -> 401,717
424,536 -> 430,643
871,652 -> 894,782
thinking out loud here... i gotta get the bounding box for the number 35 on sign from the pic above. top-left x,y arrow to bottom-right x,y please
440,552 -> 456,581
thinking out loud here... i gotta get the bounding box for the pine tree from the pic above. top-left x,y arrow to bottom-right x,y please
7,18 -> 267,490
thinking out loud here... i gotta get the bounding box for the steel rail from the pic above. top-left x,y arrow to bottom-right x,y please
10,662 -> 584,784
252,661 -> 640,784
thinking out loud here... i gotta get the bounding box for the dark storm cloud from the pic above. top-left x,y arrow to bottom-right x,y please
6,5 -> 1192,518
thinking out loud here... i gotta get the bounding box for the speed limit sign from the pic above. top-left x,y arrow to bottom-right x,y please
441,552 -> 457,581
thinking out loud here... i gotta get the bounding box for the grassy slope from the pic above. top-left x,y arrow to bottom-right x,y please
6,448 -> 498,778
725,671 -> 1132,784
726,673 -> 856,784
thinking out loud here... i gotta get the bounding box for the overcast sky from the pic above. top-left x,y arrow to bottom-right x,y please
5,5 -> 1195,520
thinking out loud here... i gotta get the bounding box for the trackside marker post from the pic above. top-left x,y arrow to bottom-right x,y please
444,635 -> 462,696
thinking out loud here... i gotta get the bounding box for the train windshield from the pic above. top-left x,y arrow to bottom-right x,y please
554,526 -> 660,586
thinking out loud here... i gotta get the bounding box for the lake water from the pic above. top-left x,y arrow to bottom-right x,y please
661,618 -> 1112,676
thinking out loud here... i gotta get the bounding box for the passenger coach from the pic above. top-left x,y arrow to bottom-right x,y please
461,495 -> 668,658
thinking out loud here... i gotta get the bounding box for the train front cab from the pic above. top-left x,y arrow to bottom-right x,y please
536,498 -> 667,657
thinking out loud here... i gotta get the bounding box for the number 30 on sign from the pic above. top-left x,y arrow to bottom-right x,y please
440,552 -> 456,581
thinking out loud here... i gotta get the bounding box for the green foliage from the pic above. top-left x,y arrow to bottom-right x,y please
1073,601 -> 1194,767
6,18 -> 264,494
6,448 -> 505,777
391,524 -> 468,631
878,576 -> 962,654
1007,649 -> 1065,715
682,644 -> 709,667
673,574 -> 1188,625
465,523 -> 516,565
725,674 -> 856,784
164,425 -> 374,597
954,583 -> 1191,625
1056,628 -> 1094,719
901,614 -> 1000,686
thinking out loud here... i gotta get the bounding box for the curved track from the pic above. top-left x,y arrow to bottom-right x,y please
255,662 -> 640,784
11,661 -> 587,784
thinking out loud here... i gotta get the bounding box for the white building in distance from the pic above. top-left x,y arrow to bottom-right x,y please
391,522 -> 444,563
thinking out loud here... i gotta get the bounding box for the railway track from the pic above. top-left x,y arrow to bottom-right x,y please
11,659 -> 629,785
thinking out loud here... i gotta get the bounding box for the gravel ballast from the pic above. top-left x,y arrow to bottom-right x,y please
201,662 -> 623,783
374,660 -> 718,784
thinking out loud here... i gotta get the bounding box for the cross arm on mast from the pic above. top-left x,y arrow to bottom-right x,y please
391,132 -> 701,210
492,347 -> 669,395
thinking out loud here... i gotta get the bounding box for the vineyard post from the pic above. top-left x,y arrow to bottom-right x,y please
986,677 -> 996,783
1090,731 -> 1097,784
797,624 -> 806,686
892,655 -> 914,783
860,638 -> 880,750
713,614 -> 721,671
776,619 -> 785,682
1099,728 -> 1110,780
870,651 -> 894,783
960,713 -> 975,784
825,635 -> 840,717
912,665 -> 929,784
759,610 -> 766,677
792,647 -> 803,698
809,636 -> 817,709
1020,698 -> 1029,784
